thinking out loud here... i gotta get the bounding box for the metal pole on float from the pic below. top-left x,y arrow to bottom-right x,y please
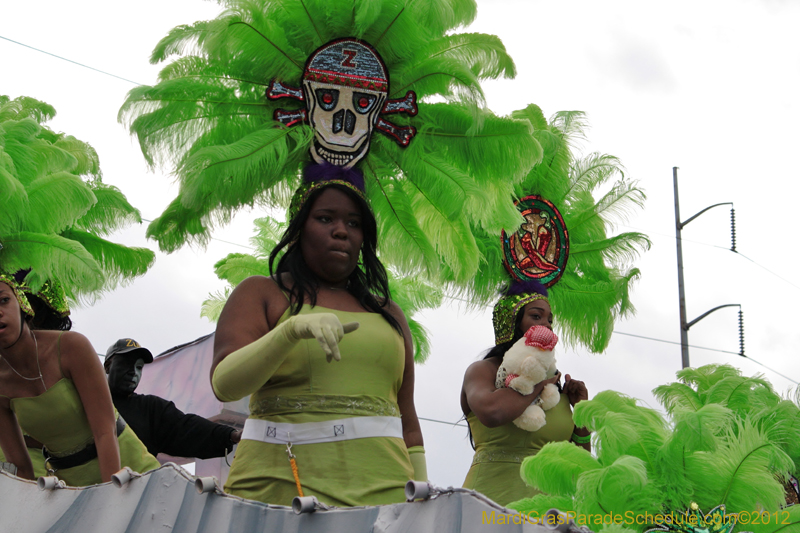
673,167 -> 741,369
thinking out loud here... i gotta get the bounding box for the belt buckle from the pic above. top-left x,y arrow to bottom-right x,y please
42,448 -> 58,474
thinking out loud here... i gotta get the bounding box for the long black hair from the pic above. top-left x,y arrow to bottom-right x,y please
11,271 -> 72,331
26,294 -> 72,331
268,183 -> 403,336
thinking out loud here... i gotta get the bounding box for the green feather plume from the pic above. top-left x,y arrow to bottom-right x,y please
506,493 -> 576,517
201,286 -> 233,322
120,0 -> 539,294
0,95 -> 57,123
24,172 -> 97,234
441,104 -> 648,352
0,95 -> 154,300
746,501 -> 800,533
504,365 -> 800,533
60,229 -> 155,290
574,455 -> 661,521
75,182 -> 144,236
685,420 -> 791,512
217,252 -> 273,284
520,440 -> 600,496
0,231 -> 104,296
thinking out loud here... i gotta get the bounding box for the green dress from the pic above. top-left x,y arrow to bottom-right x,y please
9,378 -> 160,486
0,446 -> 47,479
463,393 -> 574,506
224,305 -> 413,507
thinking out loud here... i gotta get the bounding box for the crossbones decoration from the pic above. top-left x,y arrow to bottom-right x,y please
268,38 -> 418,168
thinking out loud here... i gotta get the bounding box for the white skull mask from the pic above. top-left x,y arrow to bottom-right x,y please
302,39 -> 389,168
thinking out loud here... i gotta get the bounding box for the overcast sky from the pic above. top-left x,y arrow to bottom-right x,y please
2,0 -> 799,489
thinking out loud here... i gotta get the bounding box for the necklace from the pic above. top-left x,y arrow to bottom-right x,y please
323,281 -> 350,291
1,333 -> 46,391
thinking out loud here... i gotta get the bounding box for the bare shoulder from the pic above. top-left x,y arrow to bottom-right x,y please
229,275 -> 283,302
464,357 -> 500,382
51,331 -> 102,374
40,330 -> 93,354
225,276 -> 287,319
214,276 -> 289,365
383,299 -> 409,324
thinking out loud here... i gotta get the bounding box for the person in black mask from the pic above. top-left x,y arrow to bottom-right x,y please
105,338 -> 241,460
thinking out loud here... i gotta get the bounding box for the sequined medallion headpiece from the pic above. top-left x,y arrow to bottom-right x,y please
492,280 -> 549,345
269,37 -> 417,169
0,273 -> 35,317
501,195 -> 569,287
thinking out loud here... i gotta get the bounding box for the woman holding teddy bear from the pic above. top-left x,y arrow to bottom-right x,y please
460,280 -> 590,506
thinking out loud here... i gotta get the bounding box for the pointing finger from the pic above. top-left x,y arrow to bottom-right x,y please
320,327 -> 342,362
342,322 -> 360,334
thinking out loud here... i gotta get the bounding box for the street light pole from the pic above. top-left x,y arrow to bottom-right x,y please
673,167 -> 690,369
672,167 -> 740,368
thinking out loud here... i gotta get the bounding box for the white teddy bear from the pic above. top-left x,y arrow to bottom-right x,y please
496,324 -> 560,431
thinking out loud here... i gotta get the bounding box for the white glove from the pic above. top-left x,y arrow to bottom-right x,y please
288,313 -> 360,362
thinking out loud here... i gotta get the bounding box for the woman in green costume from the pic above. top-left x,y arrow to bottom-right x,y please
460,280 -> 591,506
0,273 -> 159,485
211,164 -> 425,507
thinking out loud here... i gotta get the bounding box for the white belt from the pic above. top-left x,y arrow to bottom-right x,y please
242,416 -> 403,445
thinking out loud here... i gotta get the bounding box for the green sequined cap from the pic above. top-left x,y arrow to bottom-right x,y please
22,279 -> 70,317
492,292 -> 548,345
0,273 -> 35,317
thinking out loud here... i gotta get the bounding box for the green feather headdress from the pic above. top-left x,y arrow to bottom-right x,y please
454,104 -> 650,353
0,95 -> 154,301
119,0 -> 543,286
508,364 -> 800,532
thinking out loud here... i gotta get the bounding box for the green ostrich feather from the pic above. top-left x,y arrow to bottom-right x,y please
506,365 -> 800,533
446,104 -> 649,352
119,0 -> 541,288
0,95 -> 154,301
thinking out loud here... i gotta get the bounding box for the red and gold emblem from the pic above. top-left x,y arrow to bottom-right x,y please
501,195 -> 569,287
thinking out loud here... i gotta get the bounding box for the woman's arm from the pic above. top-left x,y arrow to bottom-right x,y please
461,359 -> 559,428
391,302 -> 423,449
0,400 -> 34,479
564,374 -> 591,452
60,332 -> 120,482
211,276 -> 358,401
210,277 -> 281,401
212,276 -> 278,379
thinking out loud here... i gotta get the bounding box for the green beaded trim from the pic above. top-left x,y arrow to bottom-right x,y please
250,394 -> 400,418
288,180 -> 367,222
571,432 -> 591,444
472,447 -> 531,465
492,292 -> 548,345
0,273 -> 35,317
